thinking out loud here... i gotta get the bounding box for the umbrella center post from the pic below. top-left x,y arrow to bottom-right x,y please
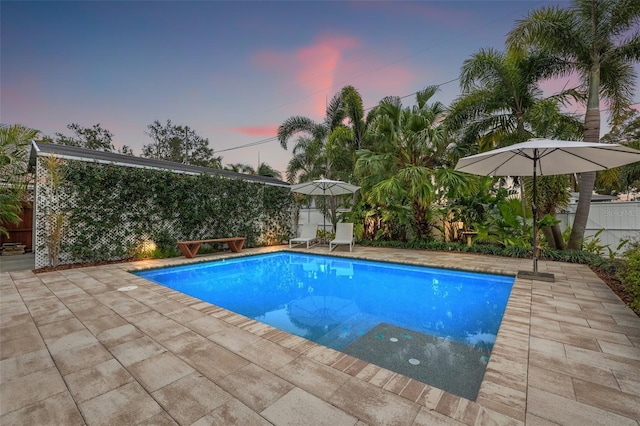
517,151 -> 554,282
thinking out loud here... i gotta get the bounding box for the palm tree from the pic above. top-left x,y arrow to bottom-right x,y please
256,162 -> 281,179
446,47 -> 569,157
278,89 -> 346,180
0,124 -> 39,237
278,85 -> 367,183
355,86 -> 471,240
285,136 -> 324,183
225,163 -> 255,174
527,99 -> 583,249
598,109 -> 640,196
279,86 -> 367,230
507,0 -> 640,250
446,48 -> 582,248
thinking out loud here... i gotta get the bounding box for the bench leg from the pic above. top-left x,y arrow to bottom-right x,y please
178,243 -> 202,258
227,240 -> 245,253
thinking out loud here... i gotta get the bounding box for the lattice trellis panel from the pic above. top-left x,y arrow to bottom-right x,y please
35,156 -> 74,269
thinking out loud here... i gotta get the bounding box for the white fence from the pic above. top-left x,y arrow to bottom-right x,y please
297,202 -> 640,255
557,201 -> 640,255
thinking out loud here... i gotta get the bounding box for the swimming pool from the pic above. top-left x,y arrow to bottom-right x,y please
136,252 -> 514,400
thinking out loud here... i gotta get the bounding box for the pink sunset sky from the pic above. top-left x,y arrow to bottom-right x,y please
2,1 -> 638,177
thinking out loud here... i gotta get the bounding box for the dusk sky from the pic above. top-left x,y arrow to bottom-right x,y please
3,1 -> 637,177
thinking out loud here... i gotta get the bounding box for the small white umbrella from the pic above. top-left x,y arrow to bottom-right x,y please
455,138 -> 640,281
288,295 -> 360,328
290,178 -> 360,235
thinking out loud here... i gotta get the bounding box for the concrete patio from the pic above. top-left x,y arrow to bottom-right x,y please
1,246 -> 639,425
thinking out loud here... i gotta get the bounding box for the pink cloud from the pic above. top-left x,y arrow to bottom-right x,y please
252,31 -> 422,119
233,125 -> 278,137
336,56 -> 415,102
253,34 -> 364,117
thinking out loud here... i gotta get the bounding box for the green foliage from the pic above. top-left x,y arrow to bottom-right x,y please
0,193 -> 21,237
447,177 -> 505,231
473,198 -> 530,247
317,229 -> 335,241
618,239 -> 640,312
39,156 -> 68,267
47,160 -> 294,264
582,229 -> 607,254
356,239 -> 622,273
502,245 -> 531,258
355,87 -> 465,240
579,229 -> 629,259
0,124 -> 38,237
141,119 -> 221,167
47,123 -> 115,152
151,229 -> 178,254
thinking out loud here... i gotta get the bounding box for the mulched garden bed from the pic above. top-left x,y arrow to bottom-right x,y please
33,258 -> 142,274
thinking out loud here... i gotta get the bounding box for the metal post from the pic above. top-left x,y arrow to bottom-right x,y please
184,126 -> 189,165
532,152 -> 538,274
518,148 -> 554,281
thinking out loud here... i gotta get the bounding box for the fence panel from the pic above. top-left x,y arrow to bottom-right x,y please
557,202 -> 639,255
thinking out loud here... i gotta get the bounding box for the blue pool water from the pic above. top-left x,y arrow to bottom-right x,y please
136,252 -> 514,400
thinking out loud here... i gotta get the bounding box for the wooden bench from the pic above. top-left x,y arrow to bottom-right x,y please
177,237 -> 246,258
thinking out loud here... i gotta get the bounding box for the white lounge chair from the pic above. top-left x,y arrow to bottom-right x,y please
329,223 -> 354,252
289,223 -> 319,248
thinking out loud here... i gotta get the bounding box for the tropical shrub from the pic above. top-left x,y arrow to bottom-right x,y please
473,198 -> 530,247
618,239 -> 640,312
0,124 -> 38,237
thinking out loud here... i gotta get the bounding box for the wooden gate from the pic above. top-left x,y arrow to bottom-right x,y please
1,203 -> 33,251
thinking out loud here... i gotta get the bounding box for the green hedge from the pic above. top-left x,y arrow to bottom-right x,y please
618,242 -> 640,312
55,161 -> 295,263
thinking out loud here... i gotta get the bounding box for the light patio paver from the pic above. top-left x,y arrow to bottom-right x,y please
151,372 -> 234,425
77,381 -> 165,425
262,387 -> 359,426
64,358 -> 133,403
1,245 -> 639,425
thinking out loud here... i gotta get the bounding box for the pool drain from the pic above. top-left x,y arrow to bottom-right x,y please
408,358 -> 420,365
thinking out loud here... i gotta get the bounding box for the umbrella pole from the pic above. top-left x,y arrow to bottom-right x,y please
517,150 -> 554,282
532,159 -> 538,274
322,188 -> 327,245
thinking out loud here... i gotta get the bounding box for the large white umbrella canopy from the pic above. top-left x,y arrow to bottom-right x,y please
290,178 -> 360,235
455,138 -> 640,281
455,139 -> 640,177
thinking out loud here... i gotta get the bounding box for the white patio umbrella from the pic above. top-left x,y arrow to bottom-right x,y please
290,178 -> 360,236
288,295 -> 360,329
455,138 -> 640,281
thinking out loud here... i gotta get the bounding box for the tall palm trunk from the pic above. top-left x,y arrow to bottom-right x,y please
413,200 -> 430,239
568,68 -> 601,250
551,223 -> 566,250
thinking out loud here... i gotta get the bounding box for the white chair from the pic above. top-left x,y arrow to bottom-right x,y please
289,224 -> 319,248
329,223 -> 354,252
